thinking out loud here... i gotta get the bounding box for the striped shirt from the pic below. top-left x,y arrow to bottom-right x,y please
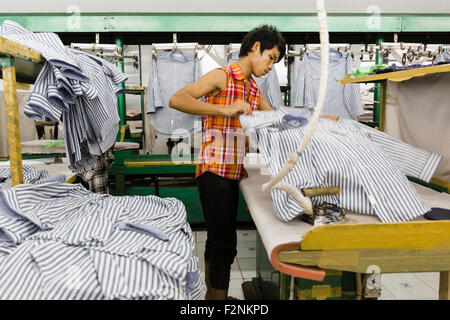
240,110 -> 442,223
0,165 -> 66,190
1,21 -> 127,174
146,51 -> 202,138
292,50 -> 364,119
0,183 -> 205,300
196,62 -> 261,180
1,20 -> 87,82
226,50 -> 283,109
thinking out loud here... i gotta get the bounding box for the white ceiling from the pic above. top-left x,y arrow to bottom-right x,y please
2,0 -> 450,13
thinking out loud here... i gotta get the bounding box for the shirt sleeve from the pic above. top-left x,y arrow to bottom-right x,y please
343,54 -> 364,119
292,59 -> 306,107
358,123 -> 443,182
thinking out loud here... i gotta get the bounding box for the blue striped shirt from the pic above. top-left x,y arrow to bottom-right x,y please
0,183 -> 205,299
1,20 -> 127,174
1,20 -> 88,82
0,165 -> 66,190
292,50 -> 364,119
146,51 -> 202,138
240,110 -> 442,223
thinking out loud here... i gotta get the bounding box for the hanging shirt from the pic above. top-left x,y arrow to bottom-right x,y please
146,51 -> 202,139
196,62 -> 261,180
240,110 -> 442,223
226,50 -> 283,109
0,20 -> 87,81
292,50 -> 364,119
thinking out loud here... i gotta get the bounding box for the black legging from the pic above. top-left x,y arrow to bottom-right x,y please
197,171 -> 239,290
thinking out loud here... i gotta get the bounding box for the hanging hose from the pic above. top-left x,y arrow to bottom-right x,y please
261,0 -> 329,215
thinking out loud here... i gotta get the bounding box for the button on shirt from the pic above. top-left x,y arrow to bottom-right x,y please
292,50 -> 364,119
240,110 -> 442,223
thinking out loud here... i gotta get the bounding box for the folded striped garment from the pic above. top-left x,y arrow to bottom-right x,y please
240,109 -> 442,223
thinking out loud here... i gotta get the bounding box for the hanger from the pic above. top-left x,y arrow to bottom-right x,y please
152,34 -> 198,63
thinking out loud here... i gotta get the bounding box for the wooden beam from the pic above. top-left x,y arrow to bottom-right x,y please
300,220 -> 450,251
1,58 -> 23,186
339,64 -> 450,84
278,248 -> 450,274
0,36 -> 43,64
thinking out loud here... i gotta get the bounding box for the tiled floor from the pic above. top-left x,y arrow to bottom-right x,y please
194,229 -> 441,300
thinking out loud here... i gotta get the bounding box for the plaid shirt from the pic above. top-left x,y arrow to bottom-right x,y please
76,147 -> 114,194
196,62 -> 260,180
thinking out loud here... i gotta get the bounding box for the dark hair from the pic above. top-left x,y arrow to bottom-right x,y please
239,25 -> 286,62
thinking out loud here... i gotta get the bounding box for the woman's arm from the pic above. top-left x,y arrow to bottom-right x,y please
169,69 -> 253,117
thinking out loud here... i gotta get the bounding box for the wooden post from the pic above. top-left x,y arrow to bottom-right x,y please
439,271 -> 450,300
1,55 -> 23,186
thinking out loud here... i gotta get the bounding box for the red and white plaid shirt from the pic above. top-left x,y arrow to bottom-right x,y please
196,62 -> 260,180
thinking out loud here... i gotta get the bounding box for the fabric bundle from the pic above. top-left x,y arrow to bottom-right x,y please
0,20 -> 127,173
0,165 -> 66,190
240,109 -> 442,223
0,183 -> 205,300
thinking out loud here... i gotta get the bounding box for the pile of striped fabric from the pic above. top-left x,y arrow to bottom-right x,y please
0,183 -> 205,300
240,108 -> 442,223
0,20 -> 127,173
0,165 -> 66,190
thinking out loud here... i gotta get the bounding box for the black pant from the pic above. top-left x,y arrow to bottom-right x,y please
197,171 -> 239,290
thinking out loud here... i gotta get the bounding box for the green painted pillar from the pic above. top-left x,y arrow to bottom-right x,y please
115,37 -> 126,127
373,37 -> 384,125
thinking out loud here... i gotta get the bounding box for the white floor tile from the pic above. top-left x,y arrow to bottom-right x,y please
387,287 -> 417,300
378,286 -> 396,300
196,231 -> 207,243
237,257 -> 257,279
237,229 -> 257,241
414,272 -> 440,290
381,273 -> 439,300
227,287 -> 245,300
381,273 -> 425,290
236,241 -> 257,258
229,279 -> 244,290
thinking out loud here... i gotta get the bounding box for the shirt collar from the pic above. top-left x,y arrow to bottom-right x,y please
230,62 -> 246,81
230,62 -> 258,89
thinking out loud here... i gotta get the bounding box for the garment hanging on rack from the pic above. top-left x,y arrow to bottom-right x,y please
240,110 -> 442,223
1,20 -> 88,82
146,51 -> 202,139
0,183 -> 205,300
225,50 -> 283,109
434,52 -> 450,65
292,49 -> 363,119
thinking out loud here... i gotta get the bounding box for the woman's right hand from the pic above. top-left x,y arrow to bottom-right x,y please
223,99 -> 253,117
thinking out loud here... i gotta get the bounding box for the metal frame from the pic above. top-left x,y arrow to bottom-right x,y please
0,13 -> 448,33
